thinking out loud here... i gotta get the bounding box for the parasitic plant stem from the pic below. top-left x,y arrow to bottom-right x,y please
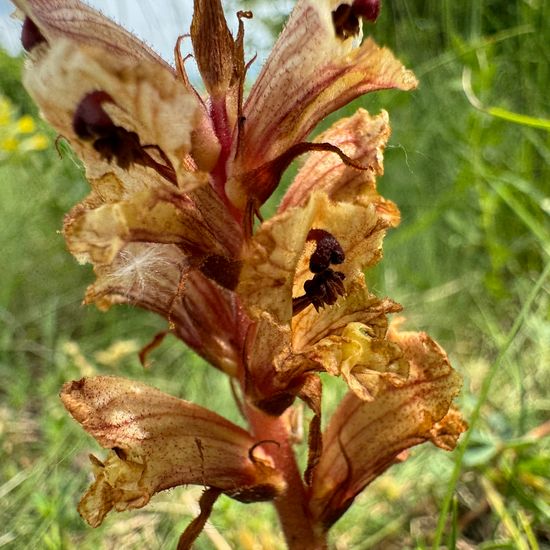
245,405 -> 328,549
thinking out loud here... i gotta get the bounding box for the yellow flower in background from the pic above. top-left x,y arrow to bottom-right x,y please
0,93 -> 48,158
0,96 -> 11,125
16,114 -> 36,133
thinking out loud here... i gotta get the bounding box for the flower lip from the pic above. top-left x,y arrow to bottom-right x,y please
21,16 -> 47,51
332,1 -> 381,40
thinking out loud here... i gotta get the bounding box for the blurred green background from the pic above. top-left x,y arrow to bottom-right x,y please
0,0 -> 549,548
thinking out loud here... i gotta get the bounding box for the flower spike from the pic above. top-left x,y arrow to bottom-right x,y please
15,0 -> 463,544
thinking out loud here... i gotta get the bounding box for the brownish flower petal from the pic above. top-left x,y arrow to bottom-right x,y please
227,0 -> 417,207
191,0 -> 235,98
291,283 -> 401,350
61,376 -> 286,527
238,193 -> 387,324
84,246 -> 246,376
309,330 -> 464,529
290,284 -> 406,399
23,39 -> 199,186
14,0 -> 171,66
64,185 -> 234,267
244,313 -> 309,414
280,109 -> 399,227
305,321 -> 409,401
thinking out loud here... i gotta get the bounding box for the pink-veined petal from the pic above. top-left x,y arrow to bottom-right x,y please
280,109 -> 399,227
309,329 -> 465,529
61,376 -> 286,527
14,0 -> 171,66
226,0 -> 417,207
238,193 -> 387,324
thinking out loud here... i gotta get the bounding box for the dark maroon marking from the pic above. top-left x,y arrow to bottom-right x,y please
226,483 -> 280,503
73,92 -> 177,180
112,447 -> 127,460
332,0 -> 380,39
199,255 -> 242,291
73,91 -> 114,139
255,392 -> 296,417
307,229 -> 345,273
352,0 -> 381,22
303,269 -> 346,309
73,91 -> 144,168
292,269 -> 346,315
292,229 -> 347,315
21,17 -> 47,51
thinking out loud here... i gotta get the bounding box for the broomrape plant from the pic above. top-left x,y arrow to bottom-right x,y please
14,0 -> 467,547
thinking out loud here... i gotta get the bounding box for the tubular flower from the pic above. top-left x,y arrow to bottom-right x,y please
15,0 -> 466,545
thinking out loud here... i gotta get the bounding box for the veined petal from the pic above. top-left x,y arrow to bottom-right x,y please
292,283 -> 400,350
244,312 -> 312,415
238,193 -> 387,324
309,321 -> 409,400
228,0 -> 417,206
23,39 -> 199,187
61,376 -> 286,527
245,287 -> 405,412
84,242 -> 186,311
14,0 -> 171,67
280,109 -> 399,227
308,329 -> 465,529
190,0 -> 235,98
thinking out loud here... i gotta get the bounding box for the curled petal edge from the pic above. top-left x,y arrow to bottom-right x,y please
60,376 -> 286,527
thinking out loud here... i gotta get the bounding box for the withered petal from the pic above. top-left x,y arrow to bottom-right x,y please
14,0 -> 172,67
60,376 -> 286,527
64,185 -> 230,266
292,283 -> 401,350
84,247 -> 246,376
306,321 -> 409,401
309,329 -> 465,529
191,0 -> 235,97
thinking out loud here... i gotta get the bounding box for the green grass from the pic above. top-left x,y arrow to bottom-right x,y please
1,0 -> 549,548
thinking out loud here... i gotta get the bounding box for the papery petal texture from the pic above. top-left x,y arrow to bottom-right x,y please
291,284 -> 408,400
64,183 -> 240,267
61,376 -> 286,527
309,329 -> 465,529
244,285 -> 409,411
84,246 -> 245,375
22,39 -> 198,184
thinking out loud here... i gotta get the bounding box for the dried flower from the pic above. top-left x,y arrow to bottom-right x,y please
15,0 -> 466,546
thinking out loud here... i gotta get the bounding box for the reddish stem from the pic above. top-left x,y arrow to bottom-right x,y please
245,405 -> 328,549
209,95 -> 243,224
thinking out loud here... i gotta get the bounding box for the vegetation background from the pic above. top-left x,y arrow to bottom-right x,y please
0,0 -> 548,548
